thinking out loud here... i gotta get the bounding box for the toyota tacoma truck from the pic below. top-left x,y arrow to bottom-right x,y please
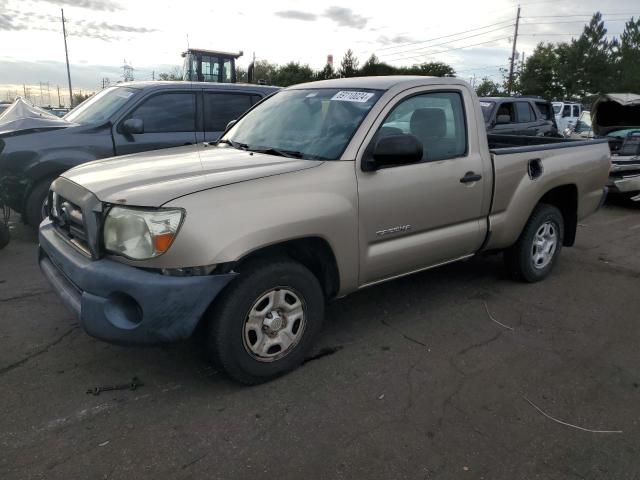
38,77 -> 610,384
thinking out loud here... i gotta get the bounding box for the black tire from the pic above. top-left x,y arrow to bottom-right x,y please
24,179 -> 53,229
504,203 -> 564,283
0,223 -> 9,249
206,259 -> 325,385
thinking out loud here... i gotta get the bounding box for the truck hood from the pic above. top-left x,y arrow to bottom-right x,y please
62,144 -> 323,206
592,93 -> 640,136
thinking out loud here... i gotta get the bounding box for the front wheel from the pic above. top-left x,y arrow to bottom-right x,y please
504,204 -> 564,282
24,179 -> 54,229
206,259 -> 325,384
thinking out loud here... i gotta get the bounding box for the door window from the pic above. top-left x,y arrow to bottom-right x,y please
515,102 -> 535,123
204,93 -> 253,131
496,102 -> 516,123
378,91 -> 467,162
562,105 -> 571,117
572,105 -> 580,117
125,93 -> 195,132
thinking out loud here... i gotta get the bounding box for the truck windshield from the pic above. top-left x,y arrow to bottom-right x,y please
64,87 -> 138,124
222,88 -> 383,160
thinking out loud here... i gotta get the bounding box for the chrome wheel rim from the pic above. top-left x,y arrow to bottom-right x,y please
243,287 -> 306,362
531,221 -> 558,269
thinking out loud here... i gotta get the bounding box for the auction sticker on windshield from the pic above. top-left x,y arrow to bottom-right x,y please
331,91 -> 375,103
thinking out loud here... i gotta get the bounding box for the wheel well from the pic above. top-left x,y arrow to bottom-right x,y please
539,184 -> 578,246
234,237 -> 340,299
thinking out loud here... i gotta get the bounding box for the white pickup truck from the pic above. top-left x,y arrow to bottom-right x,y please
39,77 -> 610,383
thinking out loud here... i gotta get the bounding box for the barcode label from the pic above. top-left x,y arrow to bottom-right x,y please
331,91 -> 375,103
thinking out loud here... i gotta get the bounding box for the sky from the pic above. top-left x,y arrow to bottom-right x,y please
1,0 -> 638,106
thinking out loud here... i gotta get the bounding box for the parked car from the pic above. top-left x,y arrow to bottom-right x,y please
592,93 -> 640,200
0,101 -> 12,116
564,110 -> 593,139
0,81 -> 278,228
481,97 -> 559,136
552,101 -> 582,132
39,76 -> 610,384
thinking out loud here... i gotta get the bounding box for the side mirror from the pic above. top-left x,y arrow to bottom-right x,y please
496,114 -> 511,125
122,118 -> 144,134
363,134 -> 423,171
226,119 -> 237,131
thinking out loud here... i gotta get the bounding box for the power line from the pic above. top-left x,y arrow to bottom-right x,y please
522,13 -> 640,18
520,19 -> 631,24
374,18 -> 514,53
380,24 -> 514,58
387,36 -> 512,64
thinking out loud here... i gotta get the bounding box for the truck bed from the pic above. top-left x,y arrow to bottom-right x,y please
488,134 -> 609,154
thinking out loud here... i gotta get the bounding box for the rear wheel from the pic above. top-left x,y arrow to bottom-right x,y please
504,203 -> 564,282
24,179 -> 53,229
206,259 -> 324,384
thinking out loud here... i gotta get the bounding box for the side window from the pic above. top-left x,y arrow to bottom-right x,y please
573,105 -> 580,117
562,105 -> 571,117
515,102 -> 534,123
535,102 -> 551,121
126,93 -> 195,133
378,91 -> 467,162
496,102 -> 515,123
204,93 -> 253,131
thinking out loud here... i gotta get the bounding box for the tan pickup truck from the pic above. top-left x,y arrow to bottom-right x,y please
39,77 -> 610,383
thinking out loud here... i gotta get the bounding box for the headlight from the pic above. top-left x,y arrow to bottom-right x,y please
103,206 -> 184,260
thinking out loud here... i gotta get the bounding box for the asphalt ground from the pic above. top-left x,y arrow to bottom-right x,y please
1,197 -> 639,479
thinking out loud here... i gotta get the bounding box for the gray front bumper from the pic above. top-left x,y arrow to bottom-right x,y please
39,220 -> 236,344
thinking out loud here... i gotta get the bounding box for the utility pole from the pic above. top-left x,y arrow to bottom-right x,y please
57,85 -> 61,107
152,70 -> 155,81
61,9 -> 73,108
507,5 -> 521,95
23,84 -> 26,98
39,82 -> 44,106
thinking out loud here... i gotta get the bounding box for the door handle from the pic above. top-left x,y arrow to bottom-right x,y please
460,172 -> 482,183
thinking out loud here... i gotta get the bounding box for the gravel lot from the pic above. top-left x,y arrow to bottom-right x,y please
1,198 -> 639,480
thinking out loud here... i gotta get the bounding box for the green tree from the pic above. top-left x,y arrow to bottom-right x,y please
475,78 -> 502,97
339,49 -> 360,78
157,69 -> 182,81
358,54 -> 398,76
518,43 -> 563,99
72,92 -> 91,106
316,62 -> 336,80
235,66 -> 248,83
401,61 -> 455,77
272,62 -> 315,87
252,60 -> 279,85
616,17 -> 640,91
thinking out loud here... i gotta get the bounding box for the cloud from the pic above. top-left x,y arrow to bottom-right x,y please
275,10 -> 317,21
34,0 -> 123,12
377,34 -> 418,46
324,7 -> 367,29
274,6 -> 368,29
0,8 -> 156,41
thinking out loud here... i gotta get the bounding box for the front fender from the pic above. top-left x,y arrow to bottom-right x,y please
121,162 -> 361,295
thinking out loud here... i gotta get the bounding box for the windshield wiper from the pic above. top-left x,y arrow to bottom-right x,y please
246,147 -> 305,159
217,139 -> 249,150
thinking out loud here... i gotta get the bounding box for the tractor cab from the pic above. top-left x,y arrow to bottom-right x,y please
181,49 -> 243,83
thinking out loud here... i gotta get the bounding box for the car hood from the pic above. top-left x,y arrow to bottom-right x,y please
62,144 -> 323,206
0,97 -> 70,136
592,93 -> 640,136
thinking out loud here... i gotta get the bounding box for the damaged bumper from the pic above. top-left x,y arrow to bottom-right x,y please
39,219 -> 236,344
608,157 -> 640,199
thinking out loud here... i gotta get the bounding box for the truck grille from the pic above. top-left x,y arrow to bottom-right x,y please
50,191 -> 91,256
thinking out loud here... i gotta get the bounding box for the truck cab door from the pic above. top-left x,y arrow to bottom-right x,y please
355,87 -> 492,286
113,91 -> 198,156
